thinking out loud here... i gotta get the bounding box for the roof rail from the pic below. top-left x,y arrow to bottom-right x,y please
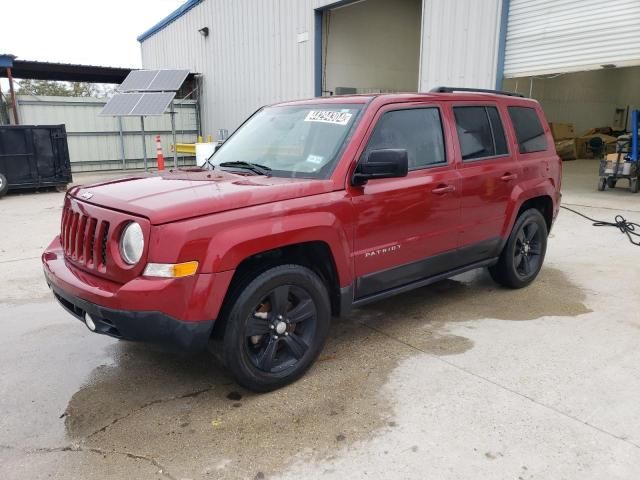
430,86 -> 525,98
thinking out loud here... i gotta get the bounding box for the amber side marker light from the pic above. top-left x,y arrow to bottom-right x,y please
143,261 -> 199,278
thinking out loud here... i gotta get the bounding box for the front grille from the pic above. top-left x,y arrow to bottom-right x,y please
61,205 -> 110,272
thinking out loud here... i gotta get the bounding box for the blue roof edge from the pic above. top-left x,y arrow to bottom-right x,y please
137,0 -> 203,43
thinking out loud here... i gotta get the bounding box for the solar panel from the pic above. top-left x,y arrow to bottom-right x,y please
118,70 -> 159,92
147,70 -> 189,91
118,69 -> 189,92
99,93 -> 143,116
130,92 -> 175,116
99,92 -> 175,116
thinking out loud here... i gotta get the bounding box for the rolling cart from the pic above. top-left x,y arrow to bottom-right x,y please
598,109 -> 640,193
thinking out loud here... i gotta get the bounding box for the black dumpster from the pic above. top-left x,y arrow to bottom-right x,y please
0,124 -> 72,197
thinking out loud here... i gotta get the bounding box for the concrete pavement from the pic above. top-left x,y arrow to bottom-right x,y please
1,160 -> 639,479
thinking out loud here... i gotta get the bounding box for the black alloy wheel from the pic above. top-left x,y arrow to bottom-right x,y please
513,221 -> 543,279
489,208 -> 548,289
245,284 -> 317,373
222,264 -> 330,392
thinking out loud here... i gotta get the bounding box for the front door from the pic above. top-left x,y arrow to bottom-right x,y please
348,103 -> 461,299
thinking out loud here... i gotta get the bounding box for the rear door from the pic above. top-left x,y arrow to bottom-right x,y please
451,103 -> 520,260
349,102 -> 461,299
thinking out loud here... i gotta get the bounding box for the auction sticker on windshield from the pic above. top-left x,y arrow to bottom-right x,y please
304,110 -> 353,125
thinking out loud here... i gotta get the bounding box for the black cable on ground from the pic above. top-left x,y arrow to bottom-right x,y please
560,205 -> 640,246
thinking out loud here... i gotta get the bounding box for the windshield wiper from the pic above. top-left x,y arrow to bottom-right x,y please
218,161 -> 272,176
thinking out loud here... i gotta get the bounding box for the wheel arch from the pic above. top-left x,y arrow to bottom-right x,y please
211,241 -> 347,340
516,195 -> 553,232
502,182 -> 556,239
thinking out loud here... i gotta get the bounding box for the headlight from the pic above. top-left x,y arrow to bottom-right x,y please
120,222 -> 144,265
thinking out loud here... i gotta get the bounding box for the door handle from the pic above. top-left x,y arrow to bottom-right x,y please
500,172 -> 518,181
431,184 -> 455,195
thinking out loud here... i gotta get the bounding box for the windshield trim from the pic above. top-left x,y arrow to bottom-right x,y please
211,102 -> 366,180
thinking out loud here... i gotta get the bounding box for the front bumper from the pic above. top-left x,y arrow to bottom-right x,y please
48,281 -> 214,351
42,236 -> 233,351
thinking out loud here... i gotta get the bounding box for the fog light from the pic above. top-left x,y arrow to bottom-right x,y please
84,312 -> 96,331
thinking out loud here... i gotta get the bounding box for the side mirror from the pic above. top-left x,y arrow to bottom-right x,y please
352,149 -> 409,186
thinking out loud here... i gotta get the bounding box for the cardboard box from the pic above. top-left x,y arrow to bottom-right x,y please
581,126 -> 614,137
554,139 -> 577,160
549,122 -> 576,140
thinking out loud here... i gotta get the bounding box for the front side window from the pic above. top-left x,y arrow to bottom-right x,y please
454,106 -> 508,161
508,106 -> 548,154
364,108 -> 446,170
211,104 -> 362,178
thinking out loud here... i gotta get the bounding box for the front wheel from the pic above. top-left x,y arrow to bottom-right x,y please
221,264 -> 330,392
489,209 -> 548,289
597,177 -> 607,191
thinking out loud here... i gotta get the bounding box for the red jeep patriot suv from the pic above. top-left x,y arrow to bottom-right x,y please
43,87 -> 561,392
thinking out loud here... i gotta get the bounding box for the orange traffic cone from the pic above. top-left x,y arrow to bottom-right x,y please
155,135 -> 165,171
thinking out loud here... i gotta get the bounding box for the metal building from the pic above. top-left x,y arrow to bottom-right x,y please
139,0 -> 640,137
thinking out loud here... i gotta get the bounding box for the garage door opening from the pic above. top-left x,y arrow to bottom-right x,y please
320,0 -> 422,96
503,66 -> 640,159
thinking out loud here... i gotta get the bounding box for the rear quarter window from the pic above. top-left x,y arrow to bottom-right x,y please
508,106 -> 548,154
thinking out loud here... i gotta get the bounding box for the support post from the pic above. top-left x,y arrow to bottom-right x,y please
140,116 -> 148,171
170,101 -> 178,168
631,110 -> 638,163
6,68 -> 19,124
117,116 -> 126,169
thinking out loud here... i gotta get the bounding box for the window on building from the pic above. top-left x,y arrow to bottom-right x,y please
454,106 -> 508,161
365,108 -> 446,170
508,106 -> 548,154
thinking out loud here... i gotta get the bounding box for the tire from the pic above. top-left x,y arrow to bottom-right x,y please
597,177 -> 607,191
630,178 -> 639,194
0,173 -> 8,198
607,177 -> 617,189
221,264 -> 330,392
489,209 -> 548,289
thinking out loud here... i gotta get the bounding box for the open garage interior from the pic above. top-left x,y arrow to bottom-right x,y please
321,0 -> 422,96
503,66 -> 640,139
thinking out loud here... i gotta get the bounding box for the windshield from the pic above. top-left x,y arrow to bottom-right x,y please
211,104 -> 363,178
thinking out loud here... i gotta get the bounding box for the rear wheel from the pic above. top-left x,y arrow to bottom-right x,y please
221,264 -> 330,392
607,177 -> 617,189
0,173 -> 8,198
489,209 -> 548,289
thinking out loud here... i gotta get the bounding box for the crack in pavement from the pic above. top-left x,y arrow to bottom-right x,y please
84,385 -> 218,440
358,320 -> 640,451
0,256 -> 42,264
26,444 -> 177,480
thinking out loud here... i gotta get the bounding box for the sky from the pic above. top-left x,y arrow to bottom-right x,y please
1,0 -> 185,68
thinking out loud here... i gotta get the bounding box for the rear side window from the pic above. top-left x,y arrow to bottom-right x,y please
453,106 -> 508,161
508,106 -> 548,153
365,108 -> 446,170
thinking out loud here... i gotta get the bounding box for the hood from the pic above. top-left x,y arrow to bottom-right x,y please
69,169 -> 334,224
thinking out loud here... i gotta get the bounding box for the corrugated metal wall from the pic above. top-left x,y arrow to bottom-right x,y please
141,0 -> 318,137
17,96 -> 198,171
505,0 -> 640,77
140,0 -> 503,133
419,0 -> 502,91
